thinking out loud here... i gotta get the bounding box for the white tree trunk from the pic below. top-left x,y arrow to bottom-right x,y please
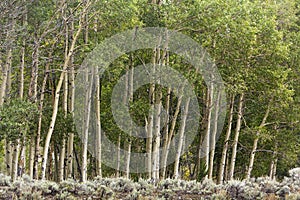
5,141 -> 12,176
0,51 -> 7,106
81,67 -> 94,182
4,22 -> 14,177
66,13 -> 75,179
152,89 -> 162,180
162,94 -> 182,178
203,81 -> 214,174
0,20 -> 14,106
126,141 -> 132,179
11,140 -> 20,182
116,135 -> 121,178
41,9 -> 86,179
229,93 -> 244,180
146,45 -> 156,178
218,95 -> 234,184
173,98 -> 190,179
208,90 -> 221,179
95,66 -> 102,177
34,70 -> 49,179
161,87 -> 171,179
59,140 -> 66,182
246,102 -> 271,179
126,59 -> 134,178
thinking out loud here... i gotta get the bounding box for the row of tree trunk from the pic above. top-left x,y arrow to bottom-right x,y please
0,0 -> 278,183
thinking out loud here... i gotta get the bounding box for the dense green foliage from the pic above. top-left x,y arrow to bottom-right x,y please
0,0 -> 300,184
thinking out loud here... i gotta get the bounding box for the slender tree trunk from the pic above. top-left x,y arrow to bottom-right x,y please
27,35 -> 40,179
0,63 -> 8,105
5,19 -> 15,179
58,73 -> 68,182
271,156 -> 277,180
41,9 -> 86,179
152,59 -> 161,180
66,16 -> 75,179
152,88 -> 162,180
229,93 -> 244,180
115,68 -> 129,178
218,95 -> 235,184
173,98 -> 190,179
81,67 -> 94,182
161,53 -> 170,180
126,58 -> 134,178
95,66 -> 102,177
0,29 -> 13,105
33,71 -> 49,179
19,30 -> 25,100
29,36 -> 39,102
126,141 -> 132,179
269,151 -> 275,179
246,101 -> 271,179
269,140 -> 278,180
161,87 -> 171,179
116,135 -> 121,178
53,144 -> 59,181
19,142 -> 26,177
146,85 -> 154,178
18,8 -> 27,177
163,94 -> 182,177
152,34 -> 168,180
5,141 -> 12,176
74,145 -> 82,180
11,140 -> 20,181
0,51 -> 5,106
195,134 -> 202,179
195,87 -> 206,179
203,81 -> 214,174
59,5 -> 69,181
208,90 -> 221,179
224,150 -> 229,181
2,45 -> 10,175
146,44 -> 157,179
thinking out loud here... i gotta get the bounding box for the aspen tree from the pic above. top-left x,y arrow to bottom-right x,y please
218,95 -> 235,184
41,1 -> 90,179
246,101 -> 271,179
228,93 -> 244,180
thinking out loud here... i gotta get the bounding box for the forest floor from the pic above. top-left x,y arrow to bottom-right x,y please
1,173 -> 300,199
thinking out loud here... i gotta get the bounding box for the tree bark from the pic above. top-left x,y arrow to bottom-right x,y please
28,39 -> 39,178
5,141 -> 12,176
173,98 -> 190,179
4,18 -> 15,180
81,67 -> 94,182
41,5 -> 87,179
11,140 -> 20,182
217,95 -> 235,184
0,18 -> 14,106
246,101 -> 271,179
146,44 -> 157,179
208,89 -> 221,179
126,57 -> 134,179
152,88 -> 162,180
161,87 -> 171,179
229,93 -> 244,180
126,141 -> 132,179
66,15 -> 75,179
116,134 -> 121,178
95,66 -> 102,177
58,3 -> 69,181
33,71 -> 49,179
203,81 -> 214,174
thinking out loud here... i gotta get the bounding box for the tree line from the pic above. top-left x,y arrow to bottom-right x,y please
0,0 -> 300,184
